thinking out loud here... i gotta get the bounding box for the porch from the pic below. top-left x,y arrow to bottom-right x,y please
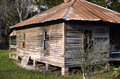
109,25 -> 120,61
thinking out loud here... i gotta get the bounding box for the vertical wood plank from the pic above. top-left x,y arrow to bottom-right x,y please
63,22 -> 66,68
16,23 -> 65,68
46,62 -> 49,71
82,28 -> 84,52
33,60 -> 36,67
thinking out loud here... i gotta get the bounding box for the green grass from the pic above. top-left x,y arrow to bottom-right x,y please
0,50 -> 81,79
0,50 -> 114,79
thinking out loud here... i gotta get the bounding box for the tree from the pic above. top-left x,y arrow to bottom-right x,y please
66,36 -> 109,79
86,0 -> 107,7
110,0 -> 120,12
44,0 -> 64,9
15,0 -> 38,22
32,0 -> 48,12
0,0 -> 64,45
0,0 -> 18,44
87,0 -> 120,13
0,0 -> 38,44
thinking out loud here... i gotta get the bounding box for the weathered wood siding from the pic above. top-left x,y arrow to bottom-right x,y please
65,23 -> 84,67
93,26 -> 109,52
65,23 -> 109,67
16,23 -> 65,67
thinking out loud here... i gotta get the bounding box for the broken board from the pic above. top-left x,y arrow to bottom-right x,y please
21,56 -> 29,66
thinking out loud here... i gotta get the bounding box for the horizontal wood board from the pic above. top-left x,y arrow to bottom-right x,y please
65,23 -> 109,67
14,23 -> 65,67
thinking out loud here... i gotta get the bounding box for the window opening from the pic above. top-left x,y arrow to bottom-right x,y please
23,33 -> 25,48
23,33 -> 25,41
11,36 -> 16,45
84,30 -> 93,52
43,31 -> 49,50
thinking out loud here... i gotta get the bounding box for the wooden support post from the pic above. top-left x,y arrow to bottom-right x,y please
46,63 -> 49,71
61,67 -> 69,76
16,56 -> 19,61
33,60 -> 36,67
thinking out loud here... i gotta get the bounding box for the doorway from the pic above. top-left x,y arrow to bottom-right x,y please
84,30 -> 93,52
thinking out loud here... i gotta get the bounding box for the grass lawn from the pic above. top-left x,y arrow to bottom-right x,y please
0,50 -> 113,79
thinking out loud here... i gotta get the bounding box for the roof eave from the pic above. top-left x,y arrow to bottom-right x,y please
10,19 -> 65,29
10,18 -> 120,29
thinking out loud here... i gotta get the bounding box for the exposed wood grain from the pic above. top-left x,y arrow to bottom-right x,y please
65,23 -> 109,67
15,23 -> 65,67
65,23 -> 83,67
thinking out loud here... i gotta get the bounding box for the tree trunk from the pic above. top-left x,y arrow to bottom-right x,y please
87,72 -> 90,79
82,69 -> 85,79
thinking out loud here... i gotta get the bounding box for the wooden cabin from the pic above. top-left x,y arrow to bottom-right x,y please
9,0 -> 120,75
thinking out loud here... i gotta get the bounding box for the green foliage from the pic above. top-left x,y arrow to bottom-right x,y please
0,0 -> 39,44
0,0 -> 18,44
94,64 -> 106,71
92,71 -> 113,79
112,67 -> 120,78
32,0 -> 64,13
86,0 -> 120,13
94,63 -> 111,73
32,0 -> 47,12
0,44 -> 9,50
44,0 -> 64,9
110,0 -> 120,13
69,33 -> 110,79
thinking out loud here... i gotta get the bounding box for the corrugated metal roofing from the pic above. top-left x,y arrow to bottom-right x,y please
11,0 -> 120,28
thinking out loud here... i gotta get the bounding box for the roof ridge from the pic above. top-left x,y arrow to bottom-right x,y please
63,0 -> 76,19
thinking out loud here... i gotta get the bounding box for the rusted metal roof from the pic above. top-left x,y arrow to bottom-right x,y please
11,0 -> 120,28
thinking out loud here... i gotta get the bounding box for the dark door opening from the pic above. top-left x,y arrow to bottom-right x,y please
110,26 -> 120,52
110,26 -> 120,58
84,30 -> 93,52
